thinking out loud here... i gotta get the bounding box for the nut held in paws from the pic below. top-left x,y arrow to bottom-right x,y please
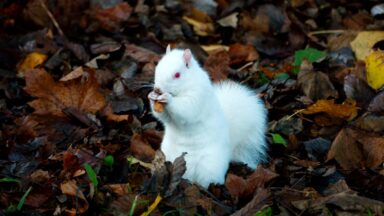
154,101 -> 165,113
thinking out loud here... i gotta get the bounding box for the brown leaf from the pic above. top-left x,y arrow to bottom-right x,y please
368,91 -> 384,113
103,184 -> 131,196
165,152 -> 187,197
124,44 -> 161,63
354,113 -> 384,132
24,69 -> 106,117
29,169 -> 50,184
231,189 -> 272,216
228,43 -> 259,65
91,2 -> 132,32
323,180 -> 350,196
102,104 -> 131,122
342,11 -> 373,30
307,191 -> 384,214
327,128 -> 384,169
225,173 -> 247,198
142,129 -> 163,150
130,133 -> 156,162
60,66 -> 85,81
326,128 -> 364,170
24,190 -> 52,208
247,166 -> 279,192
298,61 -> 338,101
293,160 -> 320,168
225,166 -> 278,198
344,74 -> 375,108
204,49 -> 230,82
60,180 -> 89,214
302,99 -> 358,121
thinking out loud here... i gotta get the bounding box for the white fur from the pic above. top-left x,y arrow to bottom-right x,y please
150,49 -> 267,188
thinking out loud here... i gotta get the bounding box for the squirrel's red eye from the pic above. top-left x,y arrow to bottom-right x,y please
174,72 -> 181,79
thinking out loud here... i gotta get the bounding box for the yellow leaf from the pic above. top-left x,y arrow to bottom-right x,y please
182,16 -> 215,36
17,52 -> 48,77
140,194 -> 162,216
366,50 -> 384,90
201,44 -> 229,53
350,31 -> 384,60
302,99 -> 357,121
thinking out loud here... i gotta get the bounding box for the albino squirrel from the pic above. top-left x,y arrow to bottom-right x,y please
148,46 -> 267,188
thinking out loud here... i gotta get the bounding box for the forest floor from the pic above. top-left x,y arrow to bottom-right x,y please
0,0 -> 384,215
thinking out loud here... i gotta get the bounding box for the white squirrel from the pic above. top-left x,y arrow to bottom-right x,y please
148,46 -> 267,188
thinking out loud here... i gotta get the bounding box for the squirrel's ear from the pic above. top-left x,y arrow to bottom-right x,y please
166,44 -> 171,54
183,49 -> 192,68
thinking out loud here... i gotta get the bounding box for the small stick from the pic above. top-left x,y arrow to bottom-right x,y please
308,29 -> 346,36
38,0 -> 65,37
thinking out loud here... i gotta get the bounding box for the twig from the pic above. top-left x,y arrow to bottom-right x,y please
308,29 -> 346,36
38,0 -> 65,37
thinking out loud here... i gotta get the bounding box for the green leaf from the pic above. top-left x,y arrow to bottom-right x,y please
257,72 -> 270,85
103,155 -> 114,167
84,163 -> 98,188
274,72 -> 290,80
271,133 -> 287,147
255,207 -> 272,216
129,195 -> 139,216
0,177 -> 21,184
17,186 -> 32,211
293,47 -> 326,73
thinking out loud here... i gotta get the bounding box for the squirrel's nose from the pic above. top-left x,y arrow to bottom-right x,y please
154,87 -> 162,94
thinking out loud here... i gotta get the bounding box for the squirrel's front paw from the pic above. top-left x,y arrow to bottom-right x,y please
157,92 -> 172,103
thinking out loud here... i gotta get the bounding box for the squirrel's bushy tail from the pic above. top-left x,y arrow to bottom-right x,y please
214,81 -> 268,168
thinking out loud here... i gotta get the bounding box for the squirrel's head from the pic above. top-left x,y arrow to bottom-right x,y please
154,45 -> 202,96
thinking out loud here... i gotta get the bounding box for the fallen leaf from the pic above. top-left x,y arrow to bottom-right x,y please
200,44 -> 229,53
188,7 -> 213,23
60,180 -> 89,214
85,54 -> 110,68
300,191 -> 384,214
365,50 -> 384,90
368,91 -> 384,113
91,2 -> 133,32
231,189 -> 272,216
354,113 -> 384,132
225,173 -> 248,198
302,99 -> 358,121
29,169 -> 50,184
182,16 -> 215,36
293,160 -> 320,168
350,31 -> 384,60
343,74 -> 375,108
127,156 -> 153,169
225,166 -> 278,198
60,66 -> 85,81
24,69 -> 106,117
303,138 -> 332,161
294,48 -> 326,73
124,44 -> 161,63
342,11 -> 373,30
204,49 -> 230,82
102,104 -> 131,122
297,60 -> 338,101
228,43 -> 259,65
17,52 -> 47,77
217,12 -> 238,28
130,133 -> 156,162
103,184 -> 131,196
327,128 -> 384,169
322,180 -> 350,196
